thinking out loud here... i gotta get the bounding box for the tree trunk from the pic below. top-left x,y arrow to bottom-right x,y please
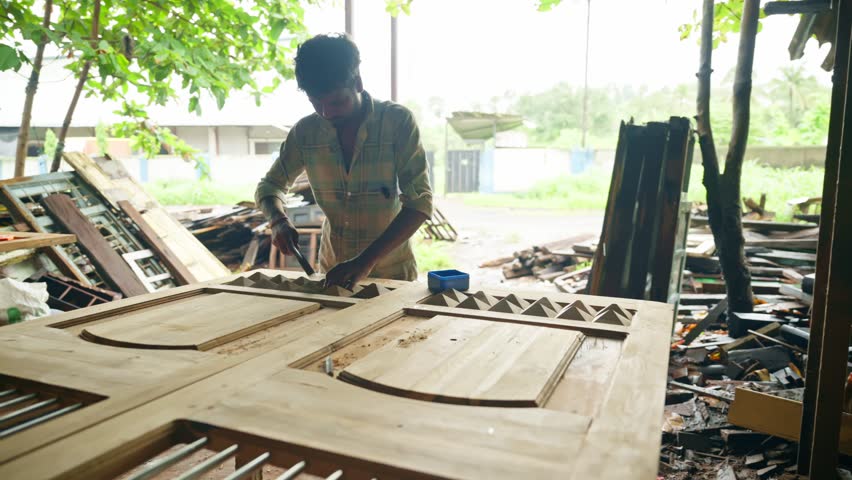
695,0 -> 757,336
51,0 -> 101,172
14,0 -> 54,177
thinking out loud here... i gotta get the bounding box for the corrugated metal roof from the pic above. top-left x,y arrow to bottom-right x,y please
447,112 -> 524,141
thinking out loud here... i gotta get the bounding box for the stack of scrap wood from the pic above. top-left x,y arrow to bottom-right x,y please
175,199 -> 457,271
480,234 -> 595,288
172,203 -> 280,272
662,209 -> 826,477
0,153 -> 230,311
498,246 -> 575,280
173,198 -> 320,272
661,289 -> 821,479
684,214 -> 818,305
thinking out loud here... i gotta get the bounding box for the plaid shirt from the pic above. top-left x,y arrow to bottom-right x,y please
256,91 -> 433,281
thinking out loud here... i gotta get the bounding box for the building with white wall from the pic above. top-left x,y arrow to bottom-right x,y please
0,58 -> 311,183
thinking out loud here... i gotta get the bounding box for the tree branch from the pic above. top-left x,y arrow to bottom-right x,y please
696,0 -> 722,234
14,0 -> 53,177
720,0 -> 759,320
52,0 -> 101,172
724,0 -> 759,181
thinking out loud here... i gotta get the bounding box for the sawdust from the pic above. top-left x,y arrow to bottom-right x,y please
396,328 -> 432,348
332,351 -> 360,369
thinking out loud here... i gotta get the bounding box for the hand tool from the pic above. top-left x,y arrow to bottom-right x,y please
292,243 -> 315,276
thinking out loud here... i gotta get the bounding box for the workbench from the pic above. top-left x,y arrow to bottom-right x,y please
0,269 -> 672,479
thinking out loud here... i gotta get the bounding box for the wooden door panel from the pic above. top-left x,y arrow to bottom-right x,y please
0,271 -> 673,479
339,315 -> 584,407
81,293 -> 320,351
0,271 -> 414,465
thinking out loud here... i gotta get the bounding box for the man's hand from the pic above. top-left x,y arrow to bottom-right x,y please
324,255 -> 376,290
270,217 -> 299,255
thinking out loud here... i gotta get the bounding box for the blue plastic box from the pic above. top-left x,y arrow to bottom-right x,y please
427,269 -> 469,294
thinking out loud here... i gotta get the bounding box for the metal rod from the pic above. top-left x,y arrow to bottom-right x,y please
224,452 -> 270,480
0,393 -> 36,409
174,444 -> 238,480
275,460 -> 307,480
345,0 -> 355,37
125,437 -> 208,480
746,329 -> 808,354
0,389 -> 16,398
390,14 -> 398,102
0,398 -> 57,424
580,0 -> 591,148
0,403 -> 81,439
326,470 -> 343,480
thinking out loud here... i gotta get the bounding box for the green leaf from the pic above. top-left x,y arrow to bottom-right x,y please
0,44 -> 23,71
212,87 -> 226,109
269,18 -> 286,41
188,96 -> 200,114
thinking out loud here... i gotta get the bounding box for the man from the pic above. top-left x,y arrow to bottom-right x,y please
255,33 -> 433,288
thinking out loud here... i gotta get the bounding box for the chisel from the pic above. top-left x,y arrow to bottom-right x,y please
292,245 -> 315,276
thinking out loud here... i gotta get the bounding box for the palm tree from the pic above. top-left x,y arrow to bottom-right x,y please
768,64 -> 821,127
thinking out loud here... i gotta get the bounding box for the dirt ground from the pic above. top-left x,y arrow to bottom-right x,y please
428,197 -> 603,291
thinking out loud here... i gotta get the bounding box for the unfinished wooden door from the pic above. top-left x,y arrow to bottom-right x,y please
0,271 -> 672,480
0,271 -> 408,465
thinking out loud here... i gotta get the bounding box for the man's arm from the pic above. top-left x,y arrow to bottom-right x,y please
325,106 -> 433,287
256,127 -> 305,254
324,207 -> 428,288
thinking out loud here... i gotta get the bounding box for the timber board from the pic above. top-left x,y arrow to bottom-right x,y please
0,270 -> 672,479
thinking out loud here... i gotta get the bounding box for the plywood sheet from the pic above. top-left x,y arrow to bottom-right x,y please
82,293 -> 320,350
340,315 -> 584,407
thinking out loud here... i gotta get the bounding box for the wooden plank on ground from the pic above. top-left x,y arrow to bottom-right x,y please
117,200 -> 196,285
721,322 -> 782,352
41,193 -> 148,297
745,238 -> 818,250
780,284 -> 814,305
679,293 -> 728,305
82,293 -> 320,350
682,298 -> 727,345
339,315 -> 584,407
754,250 -> 817,267
690,216 -> 818,232
0,231 -> 76,253
729,388 -> 852,455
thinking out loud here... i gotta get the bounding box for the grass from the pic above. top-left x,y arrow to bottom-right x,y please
686,161 -> 825,222
411,237 -> 454,273
456,161 -> 825,222
460,166 -> 612,212
146,179 -> 256,206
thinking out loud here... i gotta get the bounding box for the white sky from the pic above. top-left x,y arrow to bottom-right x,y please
1,0 -> 836,129
303,0 -> 834,114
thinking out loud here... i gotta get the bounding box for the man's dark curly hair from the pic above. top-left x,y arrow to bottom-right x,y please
295,34 -> 361,98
